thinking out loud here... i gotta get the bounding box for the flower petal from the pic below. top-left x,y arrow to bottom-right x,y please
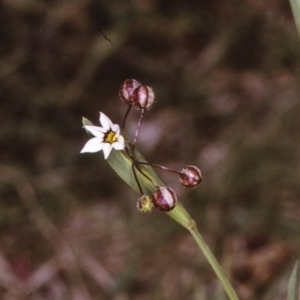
102,143 -> 113,159
84,125 -> 106,137
111,124 -> 120,135
113,135 -> 125,150
99,112 -> 113,131
80,138 -> 104,153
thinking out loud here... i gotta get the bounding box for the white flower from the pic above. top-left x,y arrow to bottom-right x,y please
80,112 -> 125,159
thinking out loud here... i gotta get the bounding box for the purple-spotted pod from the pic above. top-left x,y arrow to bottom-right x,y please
119,79 -> 141,105
153,186 -> 177,212
132,84 -> 155,110
179,165 -> 202,188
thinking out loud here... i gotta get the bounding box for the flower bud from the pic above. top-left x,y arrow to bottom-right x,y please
132,84 -> 155,110
153,186 -> 177,212
137,194 -> 154,213
119,79 -> 141,105
179,165 -> 202,188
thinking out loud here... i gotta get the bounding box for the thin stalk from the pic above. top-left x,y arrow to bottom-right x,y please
167,204 -> 239,300
133,108 -> 145,147
122,104 -> 132,129
189,226 -> 238,300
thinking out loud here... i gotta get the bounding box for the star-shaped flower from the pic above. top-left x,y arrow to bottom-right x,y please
80,112 -> 125,159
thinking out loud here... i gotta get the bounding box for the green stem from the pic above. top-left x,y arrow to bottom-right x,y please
189,226 -> 238,300
168,204 -> 239,300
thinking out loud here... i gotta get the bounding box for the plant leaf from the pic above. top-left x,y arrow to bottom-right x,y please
107,146 -> 193,229
82,117 -> 94,126
107,145 -> 239,300
287,261 -> 299,300
82,117 -> 95,136
290,0 -> 300,38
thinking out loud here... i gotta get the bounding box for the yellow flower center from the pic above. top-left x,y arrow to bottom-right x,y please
104,130 -> 118,144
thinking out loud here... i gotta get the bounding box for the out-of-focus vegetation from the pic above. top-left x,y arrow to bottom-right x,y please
0,0 -> 299,299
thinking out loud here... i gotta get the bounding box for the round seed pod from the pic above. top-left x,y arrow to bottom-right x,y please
153,186 -> 177,212
119,79 -> 141,105
179,165 -> 202,188
132,84 -> 155,110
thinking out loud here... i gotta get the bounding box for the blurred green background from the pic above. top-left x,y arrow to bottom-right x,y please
0,0 -> 299,299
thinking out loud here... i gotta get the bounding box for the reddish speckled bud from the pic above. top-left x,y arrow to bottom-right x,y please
119,79 -> 141,105
153,186 -> 177,212
179,165 -> 202,188
132,85 -> 155,110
